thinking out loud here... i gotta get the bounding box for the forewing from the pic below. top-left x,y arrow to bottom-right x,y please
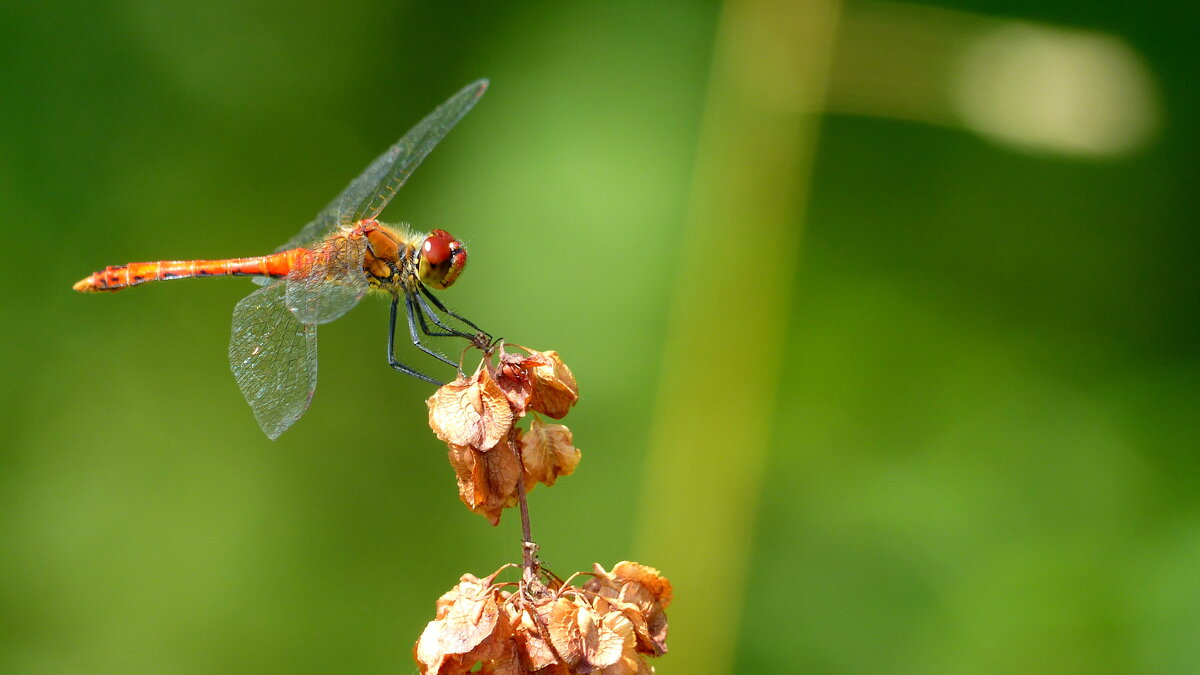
229,281 -> 318,439
285,233 -> 369,325
276,79 -> 489,252
352,79 -> 489,222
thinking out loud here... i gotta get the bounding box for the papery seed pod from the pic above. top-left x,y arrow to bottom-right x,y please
525,350 -> 579,419
585,562 -> 672,656
495,352 -> 535,417
427,366 -> 514,452
414,573 -> 512,674
520,418 -> 581,491
446,440 -> 521,525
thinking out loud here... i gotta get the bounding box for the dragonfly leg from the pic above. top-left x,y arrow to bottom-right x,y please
403,291 -> 459,368
387,295 -> 444,385
413,292 -> 475,339
420,285 -> 489,337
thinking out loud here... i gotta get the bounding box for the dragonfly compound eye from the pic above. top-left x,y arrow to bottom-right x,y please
420,229 -> 468,290
423,230 -> 453,265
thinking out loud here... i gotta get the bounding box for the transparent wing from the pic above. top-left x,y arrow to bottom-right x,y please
229,281 -> 318,439
276,79 -> 489,252
285,232 -> 370,325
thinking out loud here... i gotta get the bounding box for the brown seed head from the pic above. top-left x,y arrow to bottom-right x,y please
416,563 -> 668,674
428,348 -> 581,523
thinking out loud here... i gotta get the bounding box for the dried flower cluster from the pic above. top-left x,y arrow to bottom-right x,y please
415,562 -> 672,674
427,348 -> 581,524
418,343 -> 672,671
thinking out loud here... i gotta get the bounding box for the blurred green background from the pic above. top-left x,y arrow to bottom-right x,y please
1,1 -> 1197,673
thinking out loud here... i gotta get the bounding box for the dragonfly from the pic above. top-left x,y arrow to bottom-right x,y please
74,79 -> 491,439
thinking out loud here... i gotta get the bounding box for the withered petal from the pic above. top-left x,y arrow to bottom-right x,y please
586,562 -> 672,656
611,562 -> 673,608
448,440 -> 521,525
438,581 -> 502,655
474,638 -> 532,675
415,580 -> 505,674
511,605 -> 560,672
525,350 -> 579,419
519,418 -> 581,490
589,607 -> 632,669
427,367 -> 514,451
546,597 -> 590,669
494,362 -> 533,418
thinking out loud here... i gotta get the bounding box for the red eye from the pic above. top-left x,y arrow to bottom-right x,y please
423,229 -> 453,265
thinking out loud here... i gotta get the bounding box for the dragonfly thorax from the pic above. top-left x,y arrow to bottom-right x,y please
360,222 -> 467,293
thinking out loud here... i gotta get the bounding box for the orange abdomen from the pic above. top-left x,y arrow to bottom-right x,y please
73,249 -> 305,293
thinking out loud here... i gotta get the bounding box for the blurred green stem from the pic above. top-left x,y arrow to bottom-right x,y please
633,0 -> 840,672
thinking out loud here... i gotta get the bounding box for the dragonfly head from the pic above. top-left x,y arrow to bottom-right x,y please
418,229 -> 467,290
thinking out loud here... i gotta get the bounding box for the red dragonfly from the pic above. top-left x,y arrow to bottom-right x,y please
74,80 -> 490,439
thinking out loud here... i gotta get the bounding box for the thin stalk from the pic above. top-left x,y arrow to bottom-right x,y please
509,428 -> 541,589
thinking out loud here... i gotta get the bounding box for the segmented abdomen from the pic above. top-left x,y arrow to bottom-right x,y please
73,249 -> 305,293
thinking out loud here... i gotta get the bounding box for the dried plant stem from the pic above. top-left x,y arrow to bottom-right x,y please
509,429 -> 541,589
